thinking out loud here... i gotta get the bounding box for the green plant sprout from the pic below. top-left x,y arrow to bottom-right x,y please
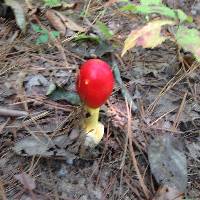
31,23 -> 59,45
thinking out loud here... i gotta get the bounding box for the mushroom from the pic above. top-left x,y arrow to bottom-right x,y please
76,59 -> 114,147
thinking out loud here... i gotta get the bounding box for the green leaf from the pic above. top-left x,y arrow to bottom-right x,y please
175,9 -> 192,23
120,4 -> 137,11
185,16 -> 193,23
140,0 -> 162,5
176,26 -> 200,61
73,33 -> 100,43
50,31 -> 60,38
32,23 -> 59,44
36,34 -> 49,45
121,4 -> 189,23
46,82 -> 57,95
119,0 -> 129,2
31,24 -> 44,33
137,5 -> 188,22
43,0 -> 61,7
47,85 -> 81,105
96,21 -> 113,40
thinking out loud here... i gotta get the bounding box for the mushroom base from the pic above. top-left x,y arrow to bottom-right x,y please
84,122 -> 104,147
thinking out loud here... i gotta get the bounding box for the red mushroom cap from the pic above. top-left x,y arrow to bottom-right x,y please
76,59 -> 114,108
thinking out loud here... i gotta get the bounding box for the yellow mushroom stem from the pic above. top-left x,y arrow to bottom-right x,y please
82,106 -> 104,147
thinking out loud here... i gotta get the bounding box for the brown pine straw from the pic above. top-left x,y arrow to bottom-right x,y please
146,61 -> 199,115
126,100 -> 150,199
0,178 -> 7,200
172,92 -> 187,131
0,106 -> 28,117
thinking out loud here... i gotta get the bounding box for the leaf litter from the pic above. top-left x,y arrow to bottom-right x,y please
0,0 -> 200,199
148,134 -> 187,192
4,0 -> 27,32
14,172 -> 36,191
45,9 -> 85,36
121,20 -> 175,56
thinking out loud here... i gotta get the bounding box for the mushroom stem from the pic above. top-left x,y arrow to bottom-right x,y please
82,106 -> 104,147
84,106 -> 100,128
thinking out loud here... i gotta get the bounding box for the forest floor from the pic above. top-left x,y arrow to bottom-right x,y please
0,0 -> 199,200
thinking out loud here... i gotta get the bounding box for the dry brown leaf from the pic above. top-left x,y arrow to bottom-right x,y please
105,0 -> 118,7
5,0 -> 27,32
64,17 -> 85,32
153,185 -> 184,200
62,2 -> 76,9
14,173 -> 36,190
45,9 -> 85,36
45,9 -> 66,35
121,20 -> 174,56
148,134 -> 187,193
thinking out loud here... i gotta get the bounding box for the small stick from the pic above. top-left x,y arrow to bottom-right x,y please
126,101 -> 150,199
0,106 -> 28,117
172,92 -> 187,131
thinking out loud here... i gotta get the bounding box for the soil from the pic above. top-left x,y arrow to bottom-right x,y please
0,0 -> 199,200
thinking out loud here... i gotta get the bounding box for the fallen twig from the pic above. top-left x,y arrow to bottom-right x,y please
126,101 -> 150,199
0,106 -> 28,117
172,92 -> 187,131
